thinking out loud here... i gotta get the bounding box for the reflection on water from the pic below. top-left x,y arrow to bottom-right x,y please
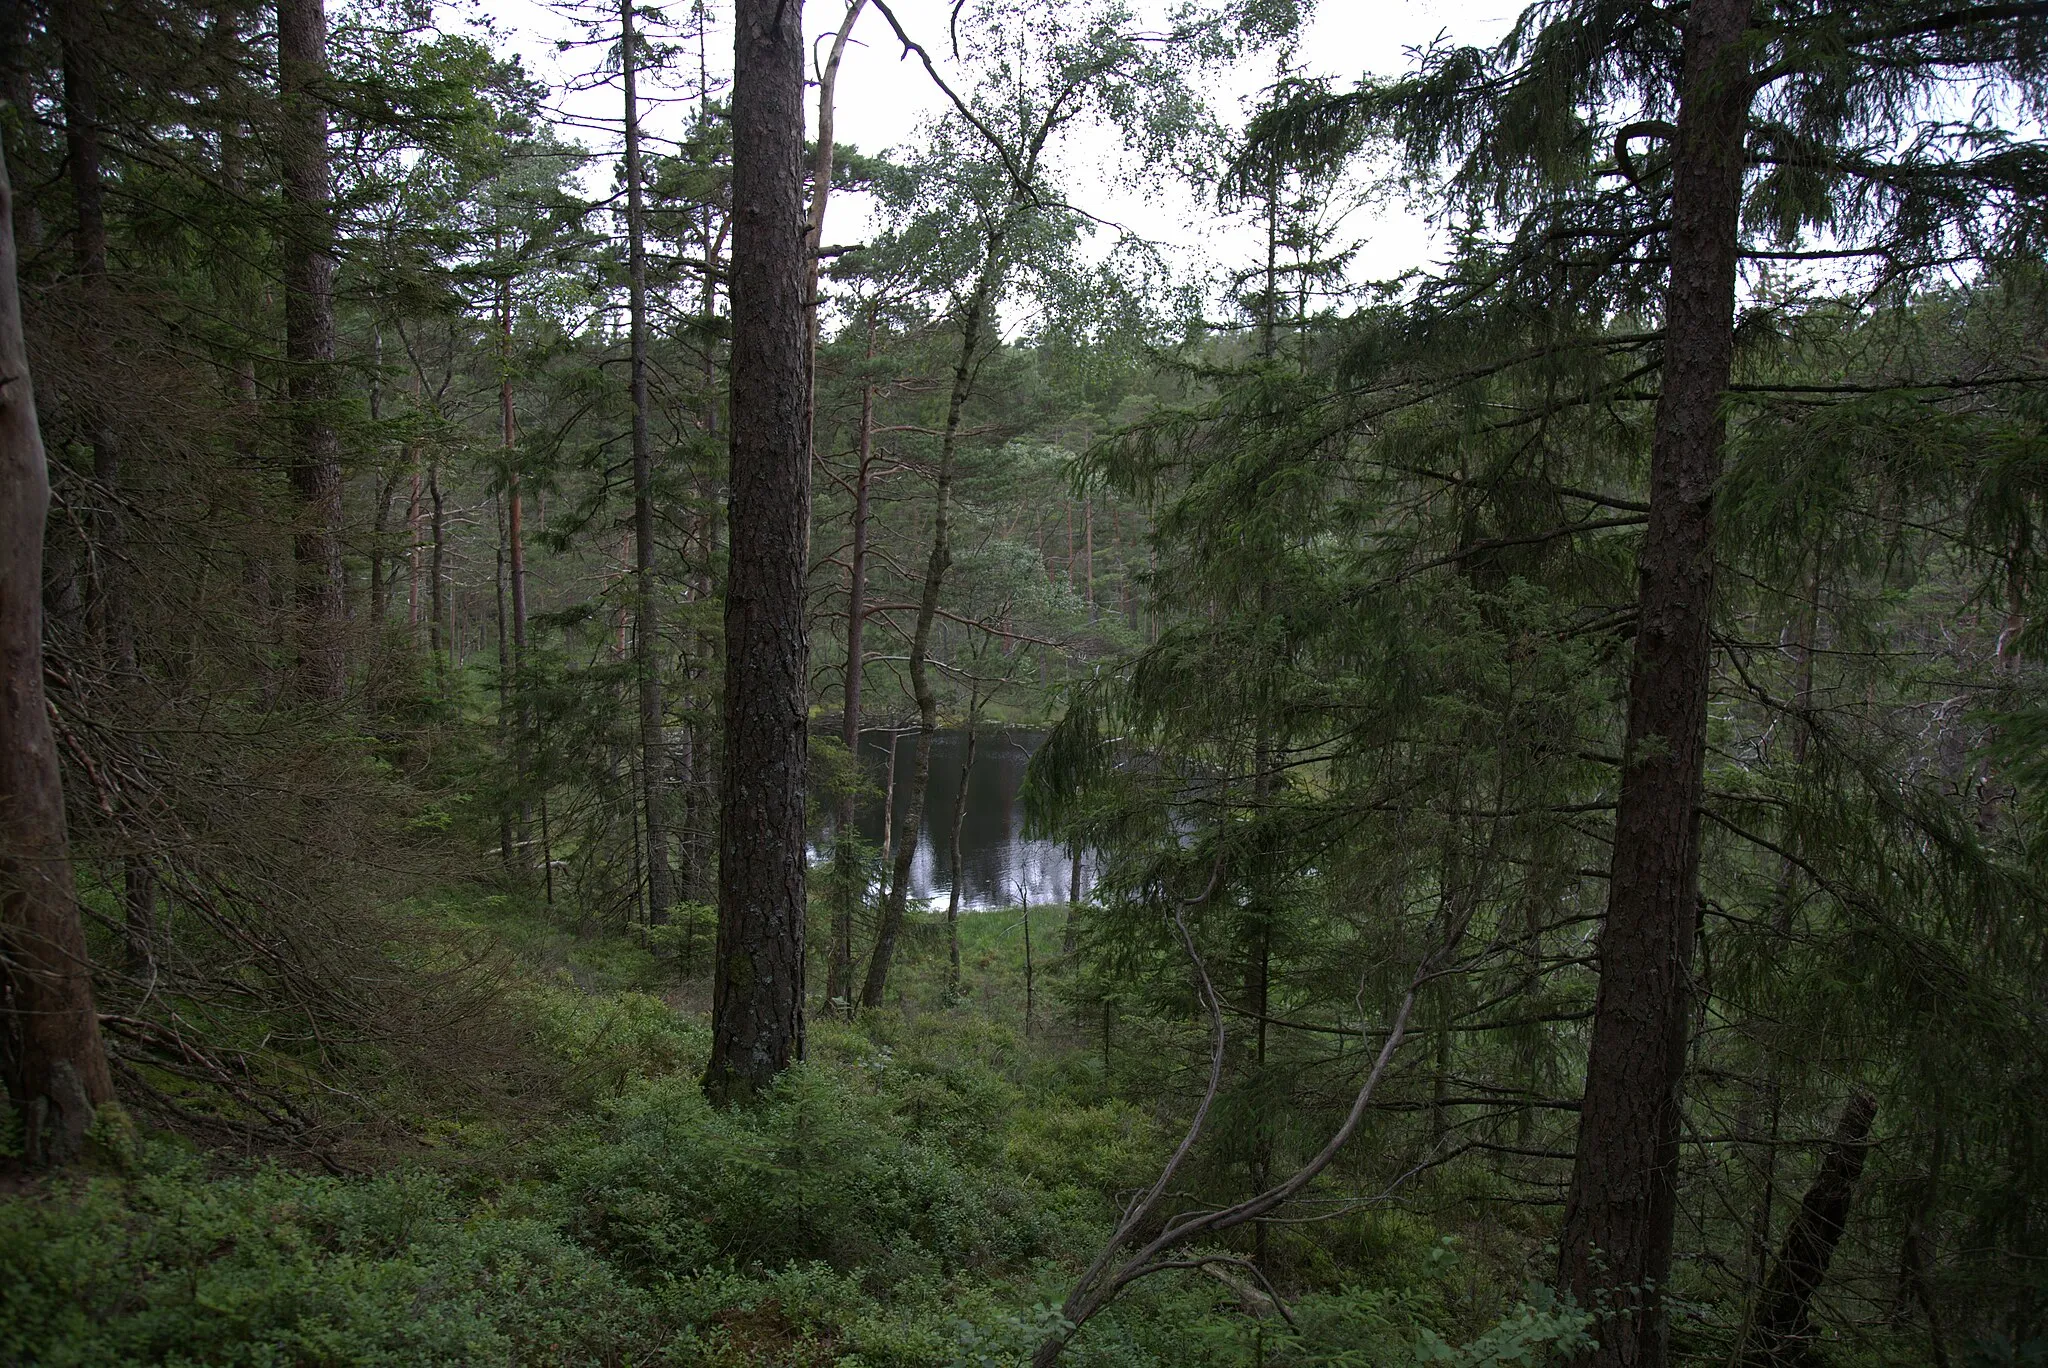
811,728 -> 1095,912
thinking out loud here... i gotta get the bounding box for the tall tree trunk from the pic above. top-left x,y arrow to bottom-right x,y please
0,142 -> 116,1164
861,249 -> 1000,1010
406,461 -> 421,635
366,328 -> 389,628
805,0 -> 864,369
495,504 -> 514,868
60,0 -> 129,675
704,0 -> 810,1105
622,0 -> 675,925
829,317 -> 878,1007
61,0 -> 156,970
278,0 -> 344,700
502,274 -> 530,858
1083,497 -> 1094,619
1741,1089 -> 1878,1368
0,0 -> 39,253
429,456 -> 446,686
681,6 -> 726,915
1556,3 -> 1755,1363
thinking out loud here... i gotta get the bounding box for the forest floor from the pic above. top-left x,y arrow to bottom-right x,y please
1,890 -> 1597,1367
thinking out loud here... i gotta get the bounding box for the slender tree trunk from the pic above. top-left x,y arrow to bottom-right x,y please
366,327 -> 389,628
622,0 -> 675,925
1741,1090 -> 1878,1368
861,249 -> 1001,1009
944,713 -> 978,997
429,457 -> 446,686
0,0 -> 39,253
123,858 -> 155,976
406,462 -> 421,634
502,276 -> 531,857
503,284 -> 526,661
0,143 -> 117,1164
495,505 -> 514,868
368,471 -> 396,629
1021,898 -> 1034,1037
1556,2 -> 1754,1362
60,0 -> 129,675
705,0 -> 810,1104
277,0 -> 344,700
829,318 -> 877,1007
1083,498 -> 1094,619
61,1 -> 158,971
805,0 -> 865,370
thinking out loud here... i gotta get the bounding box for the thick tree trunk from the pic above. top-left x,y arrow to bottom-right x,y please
1741,1089 -> 1878,1367
860,252 -> 999,1010
1557,2 -> 1754,1363
0,143 -> 116,1164
278,0 -> 344,700
623,0 -> 675,925
704,0 -> 810,1105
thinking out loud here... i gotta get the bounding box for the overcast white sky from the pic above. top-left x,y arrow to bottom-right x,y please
459,0 -> 1524,304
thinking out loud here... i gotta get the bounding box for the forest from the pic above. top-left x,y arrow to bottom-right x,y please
1,0 -> 2045,1364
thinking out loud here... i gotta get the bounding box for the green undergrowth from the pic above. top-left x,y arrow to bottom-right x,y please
0,889 -> 1590,1367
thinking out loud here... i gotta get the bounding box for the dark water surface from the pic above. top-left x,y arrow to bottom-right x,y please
812,728 -> 1096,912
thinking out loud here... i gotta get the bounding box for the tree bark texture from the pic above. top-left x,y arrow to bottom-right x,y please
1557,3 -> 1754,1362
0,142 -> 116,1163
1741,1089 -> 1878,1366
705,0 -> 809,1105
278,0 -> 345,700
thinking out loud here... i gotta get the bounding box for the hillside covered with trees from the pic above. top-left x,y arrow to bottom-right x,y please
3,0 -> 2047,1364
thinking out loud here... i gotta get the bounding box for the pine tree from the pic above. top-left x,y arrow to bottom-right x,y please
705,0 -> 811,1105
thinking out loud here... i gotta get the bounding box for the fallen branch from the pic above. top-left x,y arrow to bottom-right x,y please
1032,875 -> 1471,1367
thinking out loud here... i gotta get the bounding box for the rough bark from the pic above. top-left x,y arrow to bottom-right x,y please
623,0 -> 675,925
704,0 -> 810,1105
1556,2 -> 1755,1362
1742,1089 -> 1879,1367
278,0 -> 344,700
0,142 -> 117,1164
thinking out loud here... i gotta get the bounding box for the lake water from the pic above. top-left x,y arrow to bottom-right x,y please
814,728 -> 1097,912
